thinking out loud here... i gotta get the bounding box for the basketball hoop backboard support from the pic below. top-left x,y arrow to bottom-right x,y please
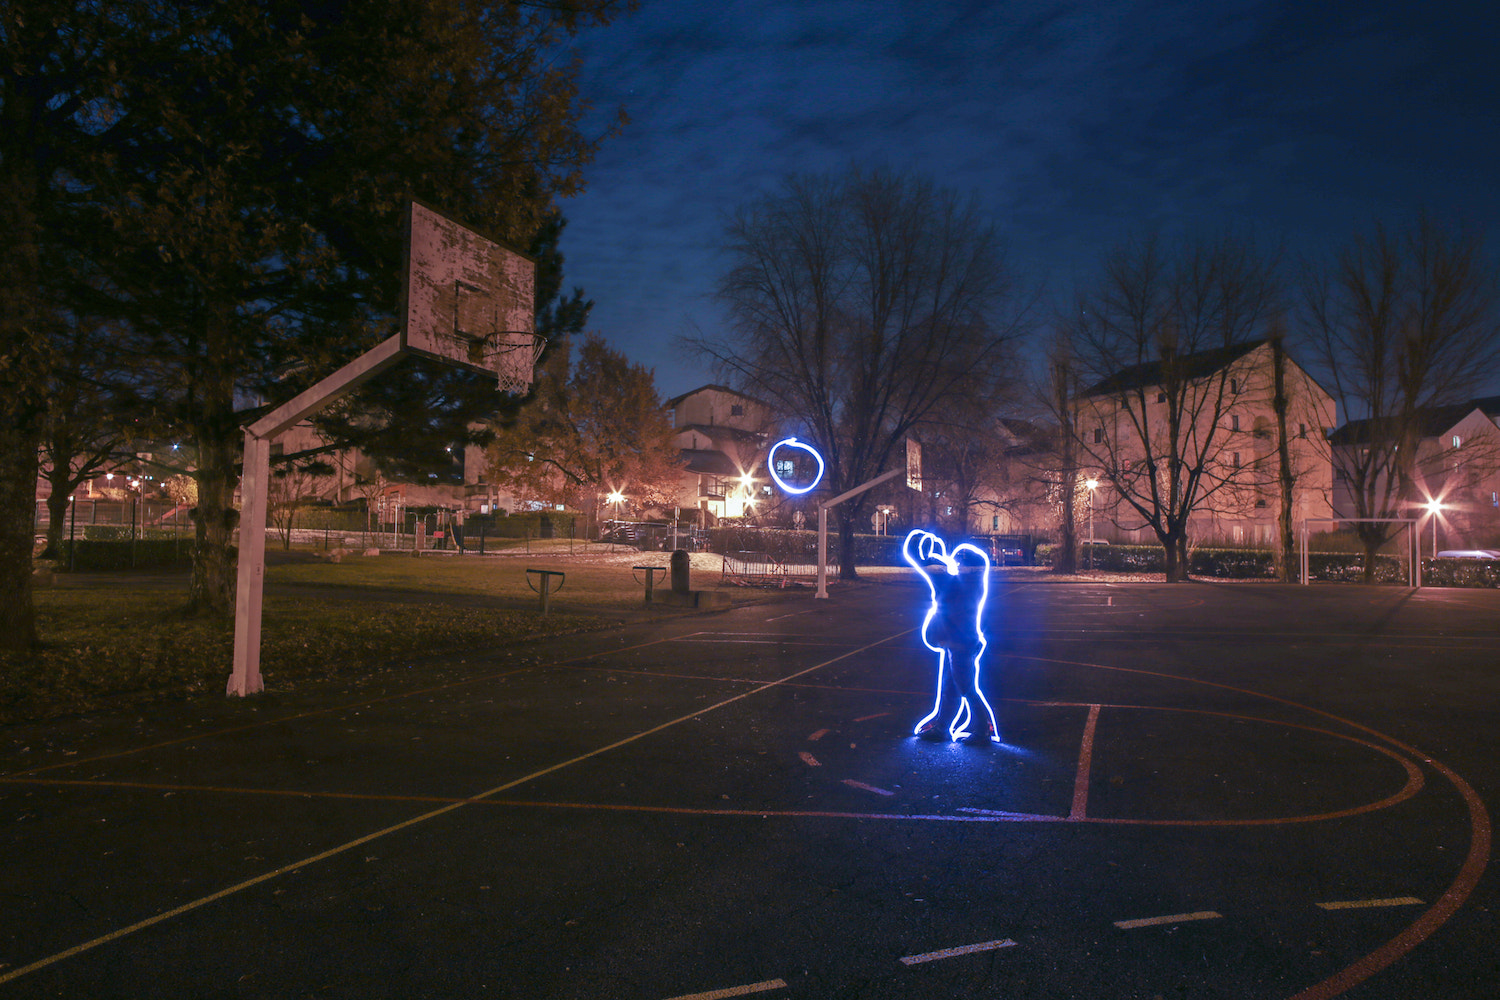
229,202 -> 539,697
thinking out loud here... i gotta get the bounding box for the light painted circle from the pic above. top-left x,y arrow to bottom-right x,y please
768,437 -> 825,495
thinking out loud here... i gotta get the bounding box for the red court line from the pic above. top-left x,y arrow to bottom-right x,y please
1011,651 -> 1490,1000
0,707 -> 1425,830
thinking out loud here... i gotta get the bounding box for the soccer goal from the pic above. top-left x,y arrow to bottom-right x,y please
1298,517 -> 1421,587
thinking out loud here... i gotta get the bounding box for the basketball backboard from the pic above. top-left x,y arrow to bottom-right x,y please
401,200 -> 541,394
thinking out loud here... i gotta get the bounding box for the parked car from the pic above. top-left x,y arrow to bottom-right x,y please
1435,549 -> 1500,559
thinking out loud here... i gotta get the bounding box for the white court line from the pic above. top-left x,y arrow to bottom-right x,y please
661,978 -> 787,1000
1113,911 -> 1221,930
841,779 -> 894,796
899,938 -> 1016,965
0,628 -> 912,988
1317,896 -> 1424,910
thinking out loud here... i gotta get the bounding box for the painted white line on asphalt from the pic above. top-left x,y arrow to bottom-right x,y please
1317,896 -> 1424,910
900,938 -> 1016,965
0,627 -> 915,988
842,779 -> 894,796
807,728 -> 830,741
1114,911 -> 1222,930
799,752 -> 821,767
662,978 -> 787,1000
956,806 -> 1052,820
854,712 -> 889,722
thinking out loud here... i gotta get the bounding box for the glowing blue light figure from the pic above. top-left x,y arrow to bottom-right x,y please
767,437 -> 825,495
903,529 -> 1000,743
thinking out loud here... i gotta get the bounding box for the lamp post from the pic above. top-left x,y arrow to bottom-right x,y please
1425,499 -> 1443,558
1085,478 -> 1099,571
606,491 -> 624,539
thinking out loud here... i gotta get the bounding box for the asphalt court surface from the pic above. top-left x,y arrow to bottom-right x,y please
2,580 -> 1498,998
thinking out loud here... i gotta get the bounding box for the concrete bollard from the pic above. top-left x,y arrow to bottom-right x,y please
670,549 -> 691,594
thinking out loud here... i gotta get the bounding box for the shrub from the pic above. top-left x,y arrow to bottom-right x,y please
63,538 -> 196,571
1422,557 -> 1500,588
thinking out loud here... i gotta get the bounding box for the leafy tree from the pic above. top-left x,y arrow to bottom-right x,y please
0,1 -> 131,648
698,168 -> 1026,578
487,333 -> 682,534
65,0 -> 625,615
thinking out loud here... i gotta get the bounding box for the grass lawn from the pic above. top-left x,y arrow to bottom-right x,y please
264,544 -> 711,609
0,545 -> 748,724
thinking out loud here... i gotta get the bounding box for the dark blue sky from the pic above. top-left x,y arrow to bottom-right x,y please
558,0 -> 1500,400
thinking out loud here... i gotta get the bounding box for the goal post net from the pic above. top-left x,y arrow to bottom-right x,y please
1298,517 -> 1421,587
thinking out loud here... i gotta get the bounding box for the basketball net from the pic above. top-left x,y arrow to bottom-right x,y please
489,331 -> 546,396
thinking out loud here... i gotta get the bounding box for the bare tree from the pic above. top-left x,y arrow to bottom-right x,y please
1068,233 -> 1282,581
695,167 -> 1026,577
1302,217 -> 1500,580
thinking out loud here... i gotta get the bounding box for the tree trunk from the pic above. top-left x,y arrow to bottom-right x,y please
0,424 -> 40,650
188,423 -> 240,616
837,507 -> 858,581
1055,469 -> 1078,574
1361,535 -> 1380,585
1162,531 -> 1191,582
1270,334 -> 1297,582
44,479 -> 70,557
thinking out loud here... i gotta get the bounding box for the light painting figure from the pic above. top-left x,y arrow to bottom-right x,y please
903,529 -> 999,743
767,437 -> 825,495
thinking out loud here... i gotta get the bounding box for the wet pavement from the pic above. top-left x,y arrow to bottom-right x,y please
2,579 -> 1497,998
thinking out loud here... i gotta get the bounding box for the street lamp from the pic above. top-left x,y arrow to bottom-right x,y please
1085,478 -> 1099,571
1425,499 -> 1443,558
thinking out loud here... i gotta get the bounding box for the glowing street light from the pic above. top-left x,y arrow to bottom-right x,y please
1425,498 -> 1444,558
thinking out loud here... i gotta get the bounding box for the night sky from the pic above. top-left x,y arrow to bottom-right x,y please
559,0 -> 1500,400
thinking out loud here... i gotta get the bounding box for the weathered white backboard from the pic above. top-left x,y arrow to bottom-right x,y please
402,200 -> 539,393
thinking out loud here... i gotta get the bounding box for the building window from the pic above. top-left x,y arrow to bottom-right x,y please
1299,423 -> 1307,438
1229,378 -> 1238,394
1093,427 -> 1105,444
1233,451 -> 1241,468
1493,491 -> 1498,508
1156,392 -> 1166,404
1231,414 -> 1240,431
1452,434 -> 1463,448
731,404 -> 744,417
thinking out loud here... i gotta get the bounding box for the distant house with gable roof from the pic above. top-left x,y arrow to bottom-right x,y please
664,385 -> 776,524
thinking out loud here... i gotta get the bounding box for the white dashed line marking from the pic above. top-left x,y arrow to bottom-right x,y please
1113,911 -> 1222,930
807,729 -> 829,742
841,779 -> 894,796
899,938 -> 1016,965
798,752 -> 820,767
661,978 -> 787,1000
1317,896 -> 1424,910
853,712 -> 888,723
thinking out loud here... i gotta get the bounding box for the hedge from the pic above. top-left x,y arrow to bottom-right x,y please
1037,542 -> 1445,584
705,526 -> 905,565
61,537 -> 197,571
1422,557 -> 1500,588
